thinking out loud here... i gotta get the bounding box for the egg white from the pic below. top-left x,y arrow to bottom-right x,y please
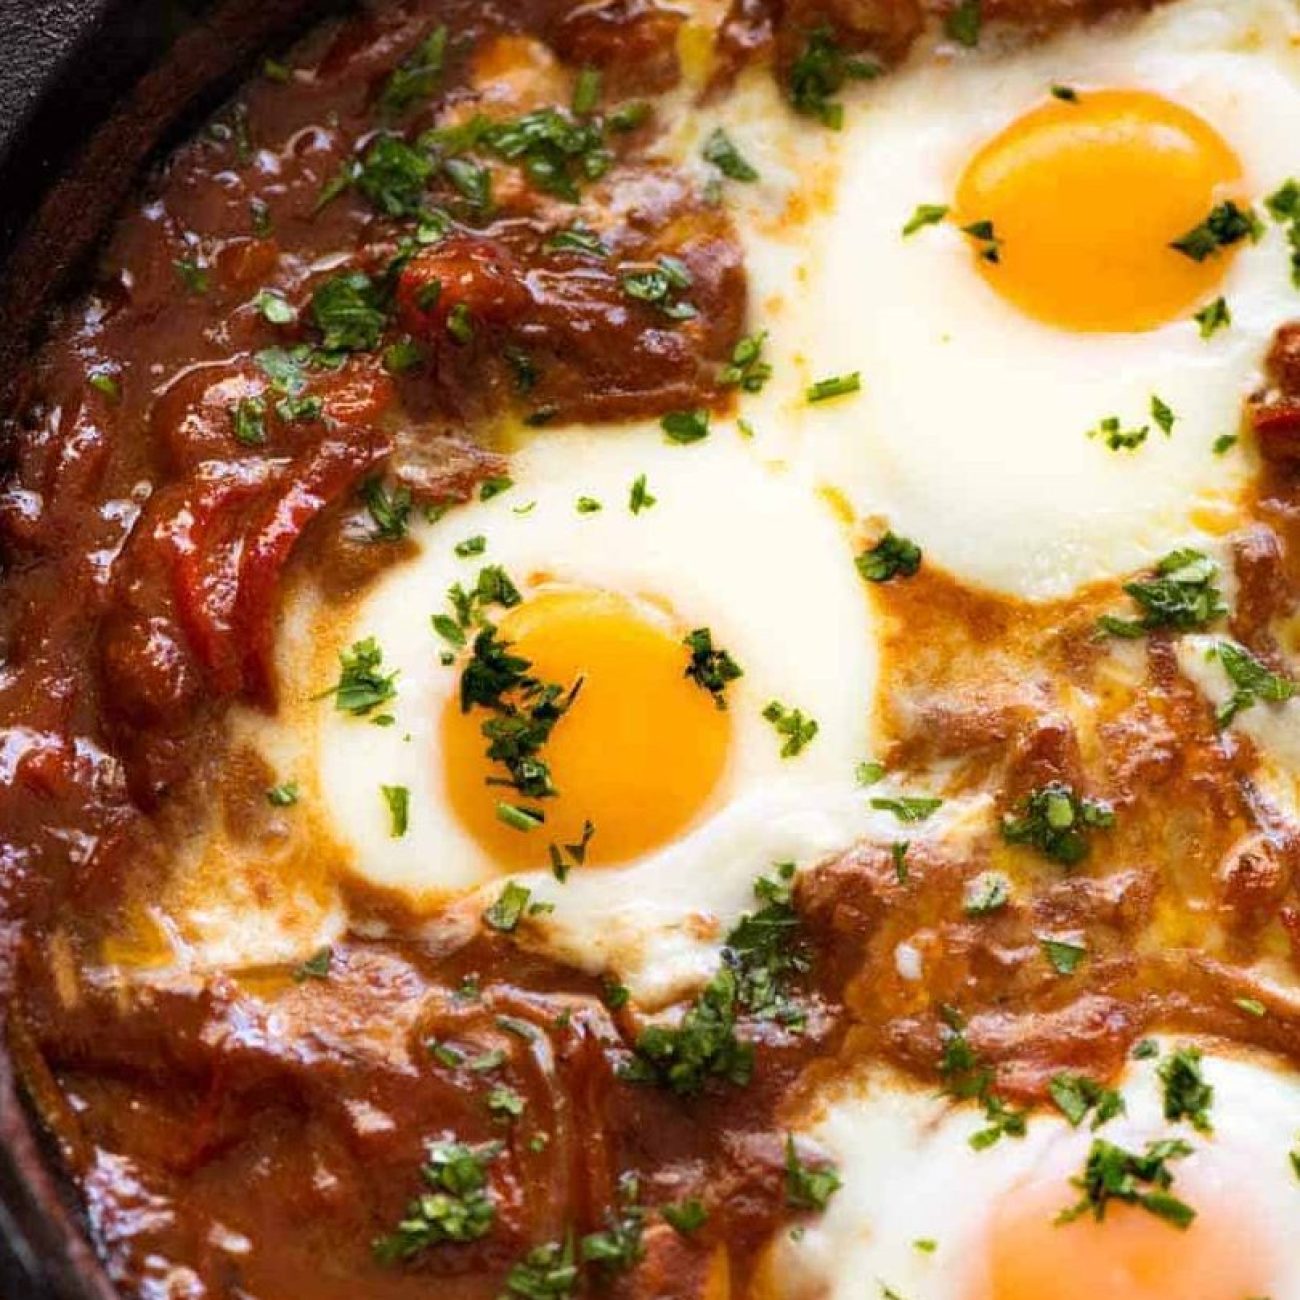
774,1040 -> 1300,1299
671,0 -> 1300,600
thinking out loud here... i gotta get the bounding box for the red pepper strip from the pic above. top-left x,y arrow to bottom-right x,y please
234,434 -> 390,707
157,460 -> 280,697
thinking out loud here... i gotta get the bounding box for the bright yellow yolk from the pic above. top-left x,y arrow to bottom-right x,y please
955,89 -> 1245,332
983,1173 -> 1274,1300
442,588 -> 731,870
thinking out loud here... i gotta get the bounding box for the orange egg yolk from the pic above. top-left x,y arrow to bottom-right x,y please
955,89 -> 1245,332
982,1172 -> 1275,1300
442,588 -> 732,870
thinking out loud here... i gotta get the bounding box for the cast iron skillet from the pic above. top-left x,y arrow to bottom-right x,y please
0,2 -> 343,1293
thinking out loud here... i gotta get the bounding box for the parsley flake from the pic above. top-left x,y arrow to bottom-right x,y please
484,881 -> 532,932
903,203 -> 949,236
1057,1138 -> 1195,1229
1097,548 -> 1226,638
1171,201 -> 1262,261
763,701 -> 819,757
629,473 -> 656,514
382,784 -> 410,837
703,127 -> 759,182
373,1139 -> 498,1263
857,531 -> 922,583
1194,296 -> 1231,338
683,628 -> 744,709
806,371 -> 861,403
321,637 -> 398,718
1210,639 -> 1296,727
1001,782 -> 1114,866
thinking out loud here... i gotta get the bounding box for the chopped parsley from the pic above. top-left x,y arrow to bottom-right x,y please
938,1011 -> 1027,1150
487,1085 -> 526,1120
806,371 -> 861,403
788,25 -> 879,129
500,1238 -> 578,1299
724,863 -> 810,1026
266,781 -> 299,807
88,369 -> 121,401
703,127 -> 758,182
602,979 -> 630,1010
1001,782 -> 1114,866
484,881 -> 532,933
903,203 -> 949,236
545,226 -> 609,257
661,408 -> 711,443
480,476 -> 513,501
230,395 -> 267,446
458,625 -> 579,803
1057,1138 -> 1195,1229
1209,639 -> 1296,727
174,257 -> 211,295
683,628 -> 744,709
1212,433 -> 1238,456
1049,1073 -> 1125,1129
856,759 -> 886,786
380,25 -> 449,116
1194,296 -> 1231,338
945,0 -> 983,48
382,784 -> 410,838
1097,548 -> 1226,638
623,866 -> 810,1093
571,66 -> 602,117
891,840 -> 910,882
581,1176 -> 646,1275
320,637 -> 398,718
1171,200 -> 1262,261
384,336 -> 426,373
763,701 -> 819,757
311,271 -> 387,353
629,473 -> 656,514
662,1199 -> 708,1235
293,946 -> 332,982
620,966 -> 754,1095
1157,1046 -> 1214,1133
455,535 -> 487,558
964,871 -> 1010,916
1266,178 -> 1300,287
426,106 -> 617,205
497,802 -> 545,833
622,255 -> 696,319
361,477 -> 413,541
1266,178 -> 1300,223
857,531 -> 922,582
961,219 -> 1002,263
1151,394 -> 1176,436
443,155 -> 492,212
446,301 -> 475,343
549,820 -> 596,881
575,496 -> 602,514
373,1139 -> 498,1263
1040,934 -> 1087,975
1087,414 -> 1147,452
355,134 -> 435,216
254,289 -> 296,325
871,795 -> 942,824
784,1136 -> 842,1212
720,330 -> 771,392
1050,84 -> 1079,102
